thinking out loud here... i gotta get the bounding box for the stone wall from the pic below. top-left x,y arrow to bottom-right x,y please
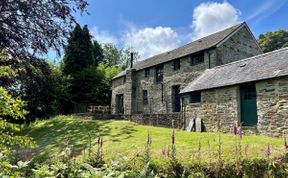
126,113 -> 182,129
216,26 -> 262,66
183,86 -> 240,132
256,76 -> 288,137
133,49 -> 215,114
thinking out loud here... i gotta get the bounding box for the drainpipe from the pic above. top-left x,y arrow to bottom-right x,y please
130,52 -> 134,68
208,51 -> 211,69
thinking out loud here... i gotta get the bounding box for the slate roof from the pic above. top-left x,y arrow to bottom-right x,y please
113,22 -> 245,80
180,47 -> 288,94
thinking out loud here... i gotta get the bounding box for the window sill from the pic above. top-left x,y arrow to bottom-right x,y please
189,103 -> 201,107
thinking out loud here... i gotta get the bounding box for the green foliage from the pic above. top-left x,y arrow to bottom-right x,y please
102,43 -> 140,69
92,40 -> 104,65
63,24 -> 95,76
0,54 -> 35,177
258,29 -> 288,53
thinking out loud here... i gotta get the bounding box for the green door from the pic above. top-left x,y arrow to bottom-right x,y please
240,83 -> 258,126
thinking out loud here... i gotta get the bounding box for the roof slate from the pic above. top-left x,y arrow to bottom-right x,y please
180,47 -> 288,94
113,22 -> 244,79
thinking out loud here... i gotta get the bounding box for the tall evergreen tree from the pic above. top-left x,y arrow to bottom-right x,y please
92,40 -> 104,65
63,24 -> 94,76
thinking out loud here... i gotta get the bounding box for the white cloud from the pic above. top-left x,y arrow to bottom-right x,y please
91,26 -> 118,45
122,26 -> 181,60
191,1 -> 241,40
247,0 -> 287,24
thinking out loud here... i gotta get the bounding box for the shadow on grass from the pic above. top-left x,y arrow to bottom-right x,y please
20,117 -> 138,161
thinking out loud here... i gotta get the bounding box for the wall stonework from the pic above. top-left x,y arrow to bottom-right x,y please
216,26 -> 262,66
256,77 -> 288,137
183,86 -> 240,132
126,113 -> 182,128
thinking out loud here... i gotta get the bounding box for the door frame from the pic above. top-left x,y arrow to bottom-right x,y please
116,94 -> 124,114
172,85 -> 181,112
239,83 -> 258,126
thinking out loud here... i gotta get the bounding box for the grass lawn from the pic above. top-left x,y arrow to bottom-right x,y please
21,115 -> 285,165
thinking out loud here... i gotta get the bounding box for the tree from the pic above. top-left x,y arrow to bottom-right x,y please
92,40 -> 104,66
258,29 -> 288,53
0,0 -> 88,57
102,43 -> 122,67
0,52 -> 34,175
102,43 -> 140,69
63,24 -> 94,76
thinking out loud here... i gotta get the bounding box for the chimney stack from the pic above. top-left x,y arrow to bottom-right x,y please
130,52 -> 134,68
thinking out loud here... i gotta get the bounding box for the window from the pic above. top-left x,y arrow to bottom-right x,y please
190,91 -> 201,103
156,65 -> 163,83
191,52 -> 204,65
143,90 -> 148,105
173,59 -> 181,70
145,68 -> 150,77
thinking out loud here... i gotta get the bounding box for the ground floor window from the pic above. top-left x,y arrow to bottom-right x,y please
143,90 -> 148,105
190,91 -> 201,103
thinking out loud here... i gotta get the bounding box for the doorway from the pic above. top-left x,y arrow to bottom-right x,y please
240,83 -> 258,126
173,85 -> 181,112
116,94 -> 124,114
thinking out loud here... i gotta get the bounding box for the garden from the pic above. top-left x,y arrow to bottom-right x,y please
1,115 -> 287,177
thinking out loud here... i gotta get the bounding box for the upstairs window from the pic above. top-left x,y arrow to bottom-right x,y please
173,59 -> 181,70
191,52 -> 204,66
190,91 -> 201,103
156,65 -> 163,83
145,68 -> 150,77
143,90 -> 148,105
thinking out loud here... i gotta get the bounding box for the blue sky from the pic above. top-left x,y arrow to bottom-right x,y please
47,0 -> 288,61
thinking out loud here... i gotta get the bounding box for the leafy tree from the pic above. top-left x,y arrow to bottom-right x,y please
0,0 -> 88,57
102,43 -> 140,69
102,43 -> 122,67
0,53 -> 35,176
258,29 -> 288,53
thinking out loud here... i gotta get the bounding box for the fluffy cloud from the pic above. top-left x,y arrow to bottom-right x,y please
122,26 -> 181,60
191,1 -> 241,40
91,26 -> 118,45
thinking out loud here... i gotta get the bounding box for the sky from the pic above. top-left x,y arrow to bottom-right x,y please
47,0 -> 288,61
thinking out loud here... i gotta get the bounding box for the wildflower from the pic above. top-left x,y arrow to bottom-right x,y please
266,145 -> 271,158
284,137 -> 288,149
233,125 -> 238,135
276,158 -> 283,165
172,128 -> 175,145
147,131 -> 152,146
161,147 -> 166,156
197,141 -> 201,161
238,126 -> 243,139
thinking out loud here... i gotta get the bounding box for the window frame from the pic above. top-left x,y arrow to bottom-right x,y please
190,91 -> 201,103
173,59 -> 181,70
144,68 -> 150,77
143,90 -> 148,105
191,52 -> 204,66
155,65 -> 164,83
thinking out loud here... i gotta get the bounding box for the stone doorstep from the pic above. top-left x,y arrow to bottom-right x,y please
241,126 -> 258,135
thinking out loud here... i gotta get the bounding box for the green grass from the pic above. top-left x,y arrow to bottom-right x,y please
21,115 -> 285,165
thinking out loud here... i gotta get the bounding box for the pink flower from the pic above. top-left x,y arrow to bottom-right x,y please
266,145 -> 271,158
284,137 -> 288,149
172,129 -> 175,145
232,124 -> 238,135
238,126 -> 242,139
277,158 -> 283,165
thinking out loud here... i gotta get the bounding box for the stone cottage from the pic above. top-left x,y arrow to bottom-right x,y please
181,47 -> 288,136
111,22 -> 262,116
